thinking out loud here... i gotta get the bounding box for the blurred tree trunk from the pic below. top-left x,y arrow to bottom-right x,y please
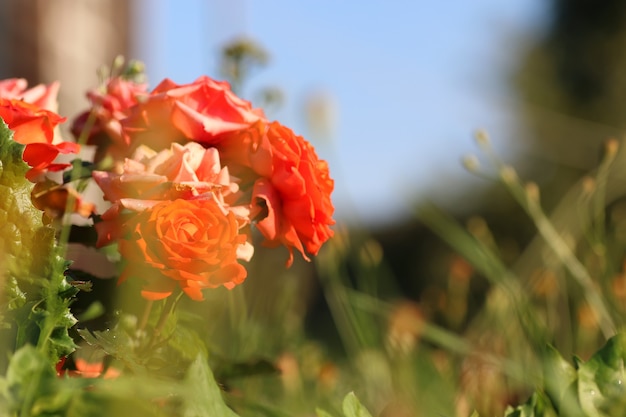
0,0 -> 131,116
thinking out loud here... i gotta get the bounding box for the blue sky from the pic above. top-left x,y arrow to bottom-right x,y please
133,0 -> 549,226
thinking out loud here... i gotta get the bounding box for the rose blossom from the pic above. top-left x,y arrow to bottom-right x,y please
71,77 -> 148,165
118,198 -> 249,300
93,141 -> 250,247
0,78 -> 60,112
92,141 -> 253,300
0,78 -> 79,181
112,74 -> 333,265
219,121 -> 335,266
0,98 -> 79,180
121,75 -> 265,153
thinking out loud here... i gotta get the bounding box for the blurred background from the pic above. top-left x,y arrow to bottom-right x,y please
3,1 -> 626,414
2,0 -> 621,225
0,0 -> 559,225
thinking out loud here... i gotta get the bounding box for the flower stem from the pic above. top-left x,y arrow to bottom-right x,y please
138,299 -> 154,332
146,291 -> 184,351
57,108 -> 98,251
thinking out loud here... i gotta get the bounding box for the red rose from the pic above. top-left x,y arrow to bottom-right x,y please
219,122 -> 335,266
118,198 -> 249,300
0,98 -> 78,180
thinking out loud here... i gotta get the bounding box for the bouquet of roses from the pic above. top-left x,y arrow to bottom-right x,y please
0,59 -> 337,416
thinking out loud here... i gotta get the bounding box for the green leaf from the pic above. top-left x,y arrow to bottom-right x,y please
4,345 -> 57,413
316,408 -> 337,417
216,358 -> 279,381
76,301 -> 105,322
62,159 -> 96,184
578,332 -> 626,417
342,392 -> 373,417
77,327 -> 139,372
0,119 -> 27,174
183,355 -> 241,417
542,344 -> 583,416
6,344 -> 52,386
504,392 -> 557,417
0,119 -> 78,362
168,324 -> 208,362
67,376 -> 181,417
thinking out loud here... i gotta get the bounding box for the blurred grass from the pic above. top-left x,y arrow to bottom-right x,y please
142,132 -> 626,417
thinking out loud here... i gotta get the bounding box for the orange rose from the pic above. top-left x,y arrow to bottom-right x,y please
0,98 -> 78,180
219,122 -> 335,266
121,75 -> 265,154
92,142 -> 250,247
118,198 -> 249,300
56,356 -> 120,379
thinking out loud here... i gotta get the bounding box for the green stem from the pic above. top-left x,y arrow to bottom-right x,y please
146,291 -> 184,351
139,299 -> 154,332
421,323 -> 538,384
526,196 -> 616,338
57,109 -> 98,251
478,135 -> 616,339
500,168 -> 616,339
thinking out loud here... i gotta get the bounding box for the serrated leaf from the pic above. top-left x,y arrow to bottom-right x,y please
183,355 -> 240,417
0,119 -> 52,285
578,333 -> 626,417
77,328 -> 133,358
0,119 -> 27,175
49,325 -> 78,357
342,392 -> 373,417
0,119 -> 78,362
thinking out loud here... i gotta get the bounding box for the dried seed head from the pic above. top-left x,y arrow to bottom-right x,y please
525,182 -> 540,203
462,155 -> 480,172
474,129 -> 490,147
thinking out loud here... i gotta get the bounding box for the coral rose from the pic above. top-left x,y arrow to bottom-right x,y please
220,121 -> 335,266
71,77 -> 148,164
118,198 -> 249,300
121,75 -> 265,153
0,78 -> 60,112
0,98 -> 78,180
